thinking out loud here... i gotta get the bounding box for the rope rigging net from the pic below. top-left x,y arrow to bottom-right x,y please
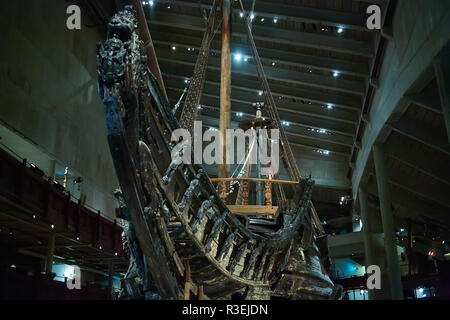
177,0 -> 303,206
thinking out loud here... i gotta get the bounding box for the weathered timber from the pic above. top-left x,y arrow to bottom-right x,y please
97,7 -> 335,300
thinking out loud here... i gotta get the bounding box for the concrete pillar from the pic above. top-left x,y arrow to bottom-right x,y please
434,43 -> 450,144
45,233 -> 56,275
359,187 -> 375,267
373,144 -> 404,300
358,186 -> 375,300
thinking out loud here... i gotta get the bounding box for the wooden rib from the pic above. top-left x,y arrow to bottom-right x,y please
210,177 -> 299,184
227,205 -> 280,217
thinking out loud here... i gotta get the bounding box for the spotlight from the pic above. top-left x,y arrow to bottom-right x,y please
240,12 -> 244,18
273,18 -> 278,23
333,72 -> 339,78
171,45 -> 176,51
234,53 -> 242,61
337,28 -> 344,34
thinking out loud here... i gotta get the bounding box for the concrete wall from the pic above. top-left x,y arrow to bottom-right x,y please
352,0 -> 450,199
0,1 -> 118,218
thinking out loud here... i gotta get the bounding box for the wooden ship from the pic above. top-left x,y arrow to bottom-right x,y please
96,1 -> 340,300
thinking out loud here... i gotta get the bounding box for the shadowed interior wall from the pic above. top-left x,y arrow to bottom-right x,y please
0,1 -> 118,218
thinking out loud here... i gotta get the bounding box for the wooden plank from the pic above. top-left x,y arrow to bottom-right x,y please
184,260 -> 191,300
227,205 -> 280,217
310,202 -> 325,236
210,177 -> 299,184
218,0 -> 232,203
198,284 -> 205,300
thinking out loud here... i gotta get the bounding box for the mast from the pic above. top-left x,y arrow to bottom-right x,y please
218,0 -> 232,202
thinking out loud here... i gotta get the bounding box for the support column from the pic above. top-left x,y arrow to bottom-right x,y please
218,0 -> 232,202
358,186 -> 376,300
434,43 -> 450,144
184,260 -> 191,300
198,284 -> 205,300
359,187 -> 375,267
45,233 -> 56,275
373,144 -> 403,300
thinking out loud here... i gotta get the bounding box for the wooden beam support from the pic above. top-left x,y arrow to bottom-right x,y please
198,284 -> 205,300
210,177 -> 299,184
218,0 -> 232,202
227,205 -> 280,217
184,260 -> 191,300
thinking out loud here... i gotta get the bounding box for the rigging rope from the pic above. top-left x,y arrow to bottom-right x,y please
172,87 -> 187,115
237,0 -> 301,183
179,0 -> 220,134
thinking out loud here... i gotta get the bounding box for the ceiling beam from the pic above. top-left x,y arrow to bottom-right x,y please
403,82 -> 442,114
153,0 -> 371,31
387,116 -> 450,156
200,115 -> 350,156
160,66 -> 362,111
368,168 -> 450,210
163,74 -> 359,124
384,138 -> 450,186
151,31 -> 370,77
181,90 -> 356,137
147,11 -> 374,57
156,48 -> 366,95
366,180 -> 450,226
387,169 -> 450,210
